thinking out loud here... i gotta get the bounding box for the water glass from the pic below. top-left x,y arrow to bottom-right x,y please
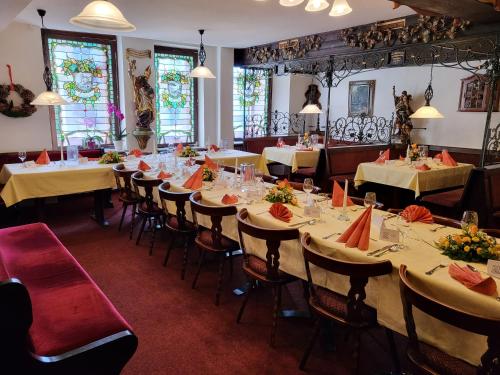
461,210 -> 479,229
396,214 -> 410,249
303,178 -> 314,205
18,151 -> 27,166
364,192 -> 376,207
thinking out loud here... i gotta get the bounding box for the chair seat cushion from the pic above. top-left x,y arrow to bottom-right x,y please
166,216 -> 195,232
243,255 -> 296,282
196,230 -> 239,252
313,286 -> 377,324
421,188 -> 464,208
410,343 -> 476,375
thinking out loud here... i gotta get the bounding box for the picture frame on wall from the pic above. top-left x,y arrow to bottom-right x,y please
458,75 -> 499,112
348,80 -> 375,117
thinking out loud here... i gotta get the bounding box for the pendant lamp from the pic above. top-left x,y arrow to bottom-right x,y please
410,58 -> 444,119
190,30 -> 216,79
279,0 -> 305,6
329,0 -> 352,16
70,0 -> 136,32
305,0 -> 330,12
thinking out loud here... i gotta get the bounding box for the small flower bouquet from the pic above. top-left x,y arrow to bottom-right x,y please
98,151 -> 122,164
302,132 -> 312,148
408,143 -> 420,161
437,224 -> 500,263
202,166 -> 217,182
264,179 -> 298,205
179,145 -> 199,158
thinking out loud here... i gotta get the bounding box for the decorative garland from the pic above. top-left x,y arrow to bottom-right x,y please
0,64 -> 37,118
161,71 -> 189,109
60,58 -> 102,105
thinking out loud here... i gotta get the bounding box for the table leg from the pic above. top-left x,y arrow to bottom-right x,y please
103,189 -> 114,208
91,189 -> 110,227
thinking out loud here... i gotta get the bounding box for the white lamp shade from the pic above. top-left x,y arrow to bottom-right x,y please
329,0 -> 352,16
279,0 -> 305,6
305,0 -> 330,12
300,104 -> 323,114
190,66 -> 216,79
70,1 -> 136,32
31,91 -> 68,106
409,105 -> 444,119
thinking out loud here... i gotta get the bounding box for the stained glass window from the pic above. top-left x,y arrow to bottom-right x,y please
233,68 -> 270,140
44,31 -> 118,147
154,46 -> 198,144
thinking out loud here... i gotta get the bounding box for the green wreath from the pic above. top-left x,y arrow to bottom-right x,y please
0,84 -> 37,118
237,71 -> 262,107
161,71 -> 189,109
60,58 -> 102,105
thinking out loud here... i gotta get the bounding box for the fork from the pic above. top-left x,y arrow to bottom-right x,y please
289,219 -> 317,228
425,262 -> 449,275
374,246 -> 399,257
430,225 -> 447,232
322,232 -> 341,240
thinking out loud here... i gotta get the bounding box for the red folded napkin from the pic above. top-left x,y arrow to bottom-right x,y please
88,157 -> 100,161
36,149 -> 51,165
448,263 -> 497,296
129,148 -> 143,157
337,206 -> 372,250
209,144 -> 220,152
442,150 -> 457,167
158,171 -> 173,179
204,155 -> 218,170
399,155 -> 405,161
183,166 -> 204,190
269,203 -> 293,223
401,205 -> 433,224
185,158 -> 195,167
416,164 -> 431,171
434,153 -> 443,161
276,141 -> 283,148
138,160 -> 151,171
176,143 -> 183,154
332,181 -> 354,207
222,194 -> 238,205
374,149 -> 390,164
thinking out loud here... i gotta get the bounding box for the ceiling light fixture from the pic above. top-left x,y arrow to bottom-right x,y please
279,0 -> 305,6
410,58 -> 444,119
329,0 -> 352,16
190,30 -> 216,79
70,0 -> 136,32
305,0 -> 330,12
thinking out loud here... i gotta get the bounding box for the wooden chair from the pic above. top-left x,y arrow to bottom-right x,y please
399,264 -> 500,375
300,232 -> 400,373
388,208 -> 461,228
276,180 -> 321,194
113,164 -> 141,239
131,172 -> 163,255
236,208 -> 300,346
158,182 -> 197,280
189,192 -> 240,305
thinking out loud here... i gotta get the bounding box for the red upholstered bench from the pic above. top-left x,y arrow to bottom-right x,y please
0,223 -> 137,374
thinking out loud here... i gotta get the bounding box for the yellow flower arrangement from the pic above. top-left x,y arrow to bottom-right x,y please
98,151 -> 122,164
264,179 -> 298,205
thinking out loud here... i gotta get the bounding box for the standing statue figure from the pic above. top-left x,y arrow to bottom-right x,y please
393,86 -> 414,145
128,59 -> 155,149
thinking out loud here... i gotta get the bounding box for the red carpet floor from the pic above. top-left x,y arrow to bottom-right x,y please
30,193 -> 408,374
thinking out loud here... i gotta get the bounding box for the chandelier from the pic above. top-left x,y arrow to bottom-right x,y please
278,0 -> 352,16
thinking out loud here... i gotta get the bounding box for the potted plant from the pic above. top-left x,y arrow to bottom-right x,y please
108,103 -> 127,151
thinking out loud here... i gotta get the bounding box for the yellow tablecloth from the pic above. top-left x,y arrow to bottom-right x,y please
258,146 -> 321,173
0,162 -> 116,207
135,170 -> 498,366
354,161 -> 474,197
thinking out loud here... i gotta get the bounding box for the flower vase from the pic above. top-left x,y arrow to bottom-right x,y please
113,139 -> 125,152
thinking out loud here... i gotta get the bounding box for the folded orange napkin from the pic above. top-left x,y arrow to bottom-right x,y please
434,153 -> 443,161
176,143 -> 183,154
416,164 -> 431,171
138,160 -> 151,171
399,155 -> 405,161
129,149 -> 143,157
337,206 -> 372,250
401,205 -> 433,224
88,157 -> 100,161
442,150 -> 458,167
183,166 -> 204,190
204,155 -> 218,170
185,158 -> 195,167
374,149 -> 390,164
158,171 -> 173,179
209,144 -> 220,152
448,263 -> 497,296
36,149 -> 51,165
332,181 -> 354,207
269,203 -> 293,223
222,194 -> 238,205
276,141 -> 283,148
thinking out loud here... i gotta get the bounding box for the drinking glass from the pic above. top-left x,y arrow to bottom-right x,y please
303,178 -> 314,205
18,151 -> 27,166
396,214 -> 410,249
255,169 -> 263,183
461,210 -> 479,229
364,192 -> 376,208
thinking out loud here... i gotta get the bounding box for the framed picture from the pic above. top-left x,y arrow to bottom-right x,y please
458,75 -> 499,112
348,80 -> 375,117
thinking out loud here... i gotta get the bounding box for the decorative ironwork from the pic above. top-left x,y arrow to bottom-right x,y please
248,35 -> 322,64
329,114 -> 394,144
485,122 -> 500,165
243,111 -> 309,138
340,16 -> 470,50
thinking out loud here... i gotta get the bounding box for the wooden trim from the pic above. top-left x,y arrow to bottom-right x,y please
40,28 -> 120,148
154,45 -> 199,145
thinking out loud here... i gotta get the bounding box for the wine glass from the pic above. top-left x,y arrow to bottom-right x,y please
18,151 -> 27,167
303,178 -> 314,205
364,192 -> 376,208
461,210 -> 479,229
396,213 -> 410,249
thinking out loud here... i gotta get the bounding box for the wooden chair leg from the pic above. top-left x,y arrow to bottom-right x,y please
136,216 -> 147,246
191,250 -> 206,289
237,279 -> 254,323
181,235 -> 190,280
385,328 -> 401,373
129,203 -> 137,240
163,234 -> 174,267
215,254 -> 225,306
118,202 -> 128,232
229,251 -> 234,278
299,318 -> 322,370
270,285 -> 282,347
149,217 -> 157,256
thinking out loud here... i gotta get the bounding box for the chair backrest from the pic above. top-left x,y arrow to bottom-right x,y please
112,164 -> 137,200
483,228 -> 500,237
349,196 -> 384,210
399,264 -> 500,373
387,208 -> 461,228
158,182 -> 192,230
132,171 -> 162,211
277,180 -> 321,194
236,208 -> 299,281
301,232 -> 392,323
189,192 -> 237,249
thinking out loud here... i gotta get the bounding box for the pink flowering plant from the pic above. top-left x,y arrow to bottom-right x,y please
107,103 -> 127,141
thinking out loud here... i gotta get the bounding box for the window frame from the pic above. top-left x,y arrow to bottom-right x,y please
153,45 -> 199,146
41,28 -> 120,148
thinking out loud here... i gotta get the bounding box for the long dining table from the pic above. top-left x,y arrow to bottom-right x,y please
128,157 -> 499,367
